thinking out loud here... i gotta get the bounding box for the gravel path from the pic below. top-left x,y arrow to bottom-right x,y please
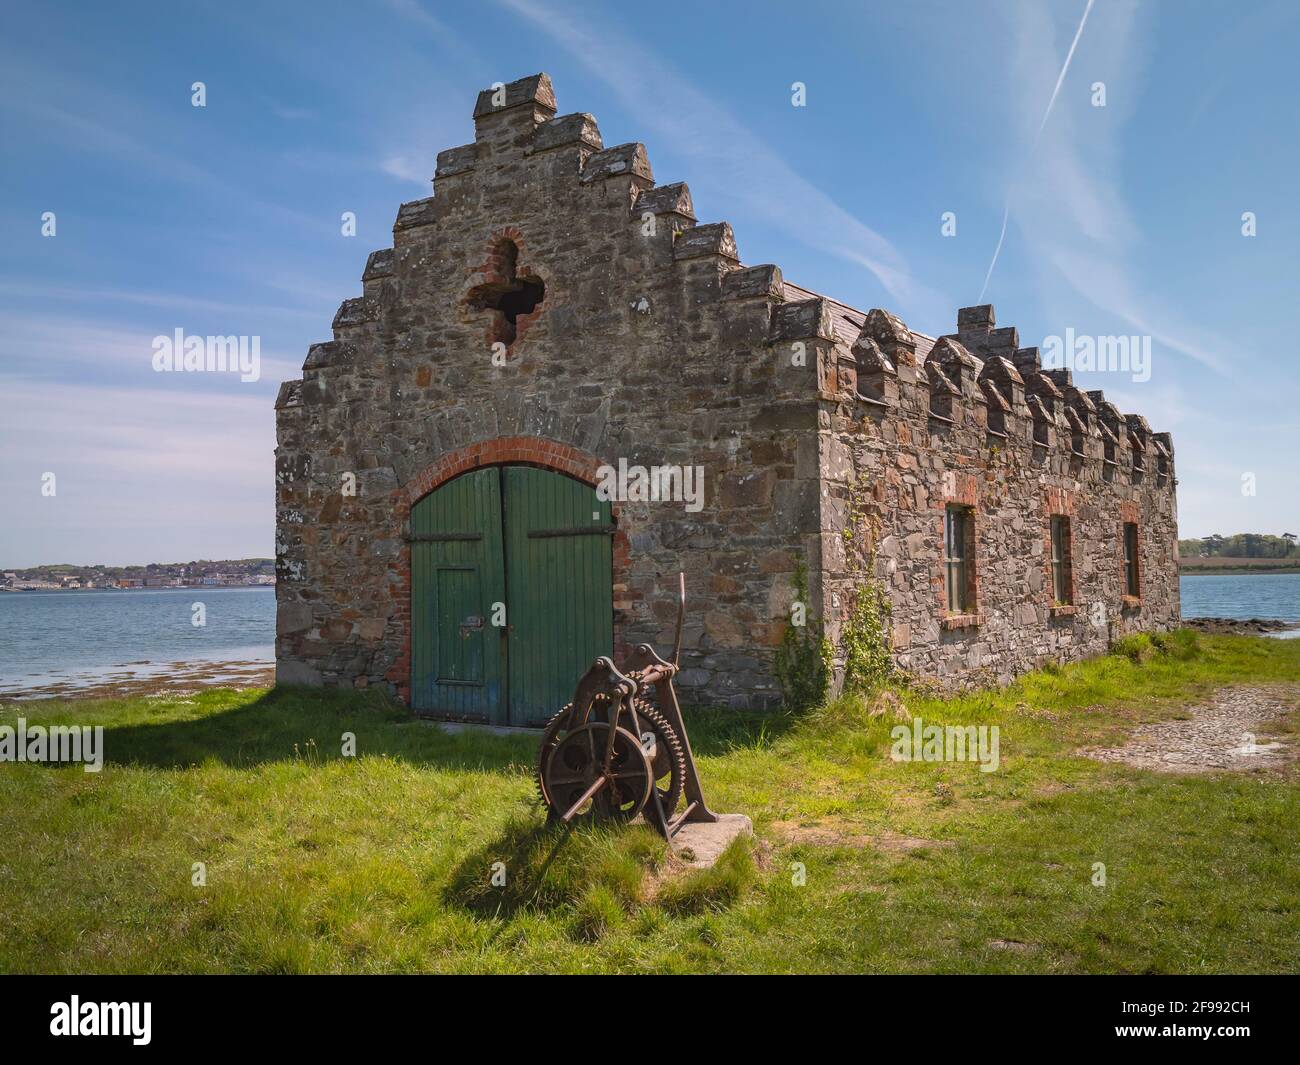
1084,686 -> 1296,773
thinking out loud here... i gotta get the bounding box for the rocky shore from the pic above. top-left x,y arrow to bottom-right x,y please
1183,616 -> 1300,636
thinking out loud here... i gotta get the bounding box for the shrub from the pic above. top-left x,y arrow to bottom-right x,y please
1112,629 -> 1200,664
774,562 -> 832,712
841,579 -> 894,695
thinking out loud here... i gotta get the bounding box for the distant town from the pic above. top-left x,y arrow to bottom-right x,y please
0,558 -> 275,591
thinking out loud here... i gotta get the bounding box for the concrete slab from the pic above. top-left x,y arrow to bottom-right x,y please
403,719 -> 538,737
671,813 -> 753,868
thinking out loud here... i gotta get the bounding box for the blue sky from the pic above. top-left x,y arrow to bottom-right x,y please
2,0 -> 1297,567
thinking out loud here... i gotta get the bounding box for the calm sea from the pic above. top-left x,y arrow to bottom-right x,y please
1179,572 -> 1300,622
0,586 -> 275,695
0,574 -> 1296,694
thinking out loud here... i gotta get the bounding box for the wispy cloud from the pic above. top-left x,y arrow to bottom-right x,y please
271,104 -> 318,121
0,312 -> 301,386
0,48 -> 331,238
495,0 -> 946,323
0,381 -> 273,565
988,0 -> 1230,375
379,153 -> 436,187
0,281 -> 321,321
980,0 -> 1094,299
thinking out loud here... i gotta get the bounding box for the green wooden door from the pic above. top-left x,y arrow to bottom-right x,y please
410,465 -> 613,726
503,466 -> 614,726
410,468 -> 507,721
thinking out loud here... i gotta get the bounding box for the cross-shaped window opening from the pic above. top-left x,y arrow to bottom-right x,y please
467,239 -> 544,348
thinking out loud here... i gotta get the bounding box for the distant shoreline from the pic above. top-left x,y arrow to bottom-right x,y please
1180,561 -> 1300,575
0,583 -> 274,593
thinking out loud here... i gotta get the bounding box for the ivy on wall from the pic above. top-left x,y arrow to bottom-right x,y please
773,560 -> 832,712
838,475 -> 896,695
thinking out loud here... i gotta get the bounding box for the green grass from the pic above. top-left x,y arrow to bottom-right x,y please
1,632 -> 1298,973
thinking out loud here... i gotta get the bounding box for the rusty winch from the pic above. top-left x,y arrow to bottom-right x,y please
535,574 -> 717,838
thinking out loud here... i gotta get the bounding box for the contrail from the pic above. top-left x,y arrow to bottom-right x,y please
979,0 -> 1095,300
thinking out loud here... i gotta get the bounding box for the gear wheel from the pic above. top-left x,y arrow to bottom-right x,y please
536,693 -> 686,821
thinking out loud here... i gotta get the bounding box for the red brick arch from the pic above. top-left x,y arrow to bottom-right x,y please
386,436 -> 630,707
396,435 -> 605,516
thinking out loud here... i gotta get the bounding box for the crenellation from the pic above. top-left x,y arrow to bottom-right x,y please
393,197 -> 437,233
721,264 -> 783,301
928,336 -> 982,391
473,72 -> 557,120
1025,393 -> 1055,447
434,144 -> 476,179
1063,405 -> 1088,455
980,378 -> 1011,437
634,182 -> 695,222
331,297 -> 377,335
580,142 -> 653,186
274,379 -> 302,410
672,221 -> 738,262
302,340 -> 352,372
362,248 -> 394,282
531,112 -> 602,154
860,308 -> 917,367
851,335 -> 898,407
471,74 -> 557,162
770,298 -> 835,344
926,360 -> 960,423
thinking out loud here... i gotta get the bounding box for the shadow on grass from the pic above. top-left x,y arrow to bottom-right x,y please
97,686 -> 538,772
90,685 -> 794,772
442,809 -> 759,930
442,817 -> 575,920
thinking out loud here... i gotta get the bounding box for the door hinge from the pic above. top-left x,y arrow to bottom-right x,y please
526,524 -> 615,538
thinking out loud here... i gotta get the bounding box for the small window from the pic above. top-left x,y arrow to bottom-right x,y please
1123,522 -> 1140,597
1051,516 -> 1072,604
466,239 -> 544,348
945,505 -> 970,613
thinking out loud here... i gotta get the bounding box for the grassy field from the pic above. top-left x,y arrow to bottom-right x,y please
1,631 -> 1298,974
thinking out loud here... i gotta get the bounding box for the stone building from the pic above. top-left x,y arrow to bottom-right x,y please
274,73 -> 1179,722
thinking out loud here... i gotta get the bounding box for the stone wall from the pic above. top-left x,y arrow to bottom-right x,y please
816,303 -> 1180,689
274,74 -> 825,711
274,72 -> 1180,710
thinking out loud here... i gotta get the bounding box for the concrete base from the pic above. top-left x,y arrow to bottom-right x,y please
671,813 -> 753,868
427,720 -> 536,736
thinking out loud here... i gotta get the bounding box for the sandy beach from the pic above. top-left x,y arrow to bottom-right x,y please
0,659 -> 275,702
